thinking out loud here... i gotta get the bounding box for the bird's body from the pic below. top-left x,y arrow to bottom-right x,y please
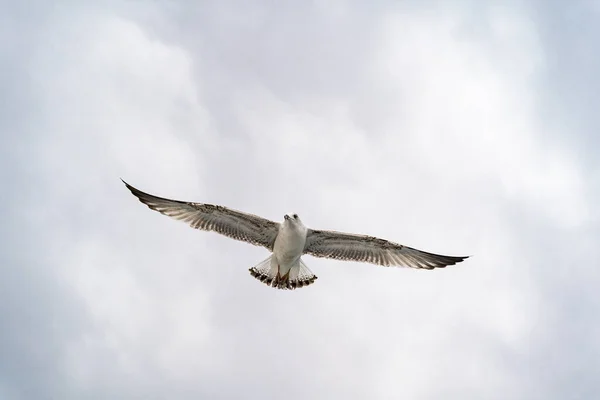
273,215 -> 307,267
272,215 -> 307,274
249,213 -> 317,289
122,180 -> 469,290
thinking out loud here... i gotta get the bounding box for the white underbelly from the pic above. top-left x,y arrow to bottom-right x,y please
273,230 -> 306,268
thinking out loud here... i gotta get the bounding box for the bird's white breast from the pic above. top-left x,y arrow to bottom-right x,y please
273,223 -> 307,266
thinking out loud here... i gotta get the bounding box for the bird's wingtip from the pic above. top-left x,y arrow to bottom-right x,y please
120,178 -> 133,189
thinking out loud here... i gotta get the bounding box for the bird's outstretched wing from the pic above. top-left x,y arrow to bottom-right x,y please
122,180 -> 280,250
303,229 -> 468,269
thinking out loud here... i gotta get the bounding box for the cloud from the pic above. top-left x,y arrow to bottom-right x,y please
1,1 -> 598,399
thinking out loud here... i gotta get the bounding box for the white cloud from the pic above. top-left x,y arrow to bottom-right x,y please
2,1 -> 598,399
23,9 -> 221,394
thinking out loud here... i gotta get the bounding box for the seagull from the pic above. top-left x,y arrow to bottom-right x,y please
122,180 -> 469,290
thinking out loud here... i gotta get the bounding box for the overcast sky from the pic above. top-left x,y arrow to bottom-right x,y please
1,0 -> 599,399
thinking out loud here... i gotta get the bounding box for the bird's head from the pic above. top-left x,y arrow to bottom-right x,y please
283,213 -> 303,227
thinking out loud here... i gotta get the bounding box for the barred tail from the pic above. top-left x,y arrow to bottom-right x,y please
249,256 -> 318,290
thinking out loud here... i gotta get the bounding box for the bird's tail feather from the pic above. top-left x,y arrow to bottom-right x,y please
249,256 -> 317,290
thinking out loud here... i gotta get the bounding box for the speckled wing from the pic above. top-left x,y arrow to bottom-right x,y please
303,229 -> 468,269
122,180 -> 280,250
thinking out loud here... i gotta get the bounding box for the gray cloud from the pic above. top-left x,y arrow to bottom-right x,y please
1,1 -> 598,399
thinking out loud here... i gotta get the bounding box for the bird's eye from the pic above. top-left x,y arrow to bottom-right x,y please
293,214 -> 298,219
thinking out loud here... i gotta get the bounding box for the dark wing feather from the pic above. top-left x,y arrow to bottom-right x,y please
303,229 -> 468,269
122,180 -> 280,250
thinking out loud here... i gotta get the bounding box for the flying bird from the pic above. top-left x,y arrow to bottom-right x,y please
122,180 -> 469,290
